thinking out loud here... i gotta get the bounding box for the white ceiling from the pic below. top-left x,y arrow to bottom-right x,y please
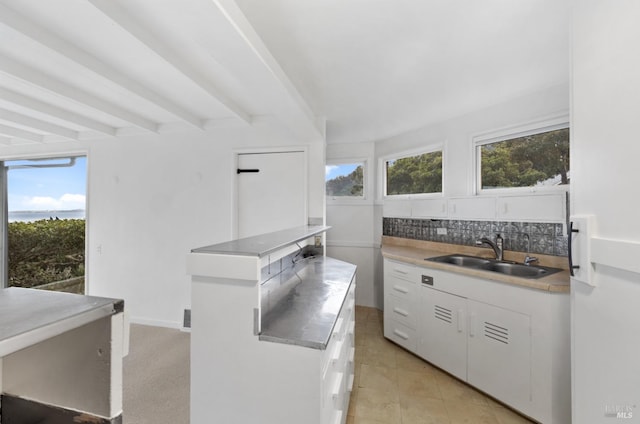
0,0 -> 570,146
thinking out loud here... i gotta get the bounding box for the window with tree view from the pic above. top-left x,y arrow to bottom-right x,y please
478,127 -> 569,190
326,163 -> 364,197
385,150 -> 442,196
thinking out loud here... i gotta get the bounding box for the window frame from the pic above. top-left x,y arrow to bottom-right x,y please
325,158 -> 369,204
380,143 -> 445,200
473,116 -> 570,196
0,151 -> 88,289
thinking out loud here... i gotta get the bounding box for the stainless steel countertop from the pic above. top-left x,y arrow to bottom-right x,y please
0,287 -> 123,356
259,256 -> 356,349
191,225 -> 330,257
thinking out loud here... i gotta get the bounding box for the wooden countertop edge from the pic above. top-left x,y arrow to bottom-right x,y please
381,236 -> 570,293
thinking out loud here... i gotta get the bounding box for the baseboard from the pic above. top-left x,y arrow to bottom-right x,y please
128,316 -> 182,330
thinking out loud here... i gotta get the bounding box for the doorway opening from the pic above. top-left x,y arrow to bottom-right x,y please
1,156 -> 87,293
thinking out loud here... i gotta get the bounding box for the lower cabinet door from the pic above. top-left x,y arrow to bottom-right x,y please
466,299 -> 531,411
419,286 -> 467,380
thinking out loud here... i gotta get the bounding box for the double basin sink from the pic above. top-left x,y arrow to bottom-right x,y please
425,254 -> 562,279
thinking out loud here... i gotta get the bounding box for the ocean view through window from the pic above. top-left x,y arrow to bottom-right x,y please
3,156 -> 87,293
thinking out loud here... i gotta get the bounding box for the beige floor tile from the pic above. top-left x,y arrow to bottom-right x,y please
354,387 -> 401,423
397,367 -> 442,401
355,305 -> 371,321
436,372 -> 490,406
362,343 -> 397,368
367,308 -> 383,323
444,401 -> 499,424
401,395 -> 451,424
354,417 -> 395,424
395,348 -> 436,373
358,364 -> 398,393
348,388 -> 358,418
362,319 -> 383,337
491,405 -> 535,424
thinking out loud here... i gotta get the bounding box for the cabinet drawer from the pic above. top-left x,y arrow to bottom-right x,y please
384,259 -> 418,283
384,275 -> 417,301
384,319 -> 417,352
385,294 -> 417,329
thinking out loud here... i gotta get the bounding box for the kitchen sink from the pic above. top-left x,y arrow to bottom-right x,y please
428,254 -> 491,267
426,254 -> 562,279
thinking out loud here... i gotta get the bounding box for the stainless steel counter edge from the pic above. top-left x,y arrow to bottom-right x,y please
191,225 -> 331,257
258,256 -> 356,350
0,287 -> 124,357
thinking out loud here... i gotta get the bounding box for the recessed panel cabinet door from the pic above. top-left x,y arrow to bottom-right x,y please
419,287 -> 467,381
237,151 -> 306,239
467,300 -> 531,411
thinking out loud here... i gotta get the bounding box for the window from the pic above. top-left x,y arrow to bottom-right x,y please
476,126 -> 569,191
326,162 -> 364,198
1,156 -> 86,293
384,149 -> 443,196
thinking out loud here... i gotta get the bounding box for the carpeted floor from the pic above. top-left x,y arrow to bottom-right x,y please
123,324 -> 190,424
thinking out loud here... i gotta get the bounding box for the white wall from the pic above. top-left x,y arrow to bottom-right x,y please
326,83 -> 569,310
326,142 -> 381,308
0,119 -> 326,328
571,2 -> 640,422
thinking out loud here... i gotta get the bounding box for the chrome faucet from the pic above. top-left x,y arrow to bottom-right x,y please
522,233 -> 538,266
476,235 -> 504,261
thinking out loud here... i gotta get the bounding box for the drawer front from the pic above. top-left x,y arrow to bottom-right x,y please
384,319 -> 417,352
385,294 -> 417,329
384,259 -> 418,283
384,275 -> 417,301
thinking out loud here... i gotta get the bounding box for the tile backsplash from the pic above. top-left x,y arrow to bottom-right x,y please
383,218 -> 568,257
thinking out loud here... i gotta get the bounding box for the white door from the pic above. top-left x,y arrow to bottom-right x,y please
236,151 -> 306,239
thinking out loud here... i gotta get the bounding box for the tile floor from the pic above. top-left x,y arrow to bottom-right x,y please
347,306 -> 534,424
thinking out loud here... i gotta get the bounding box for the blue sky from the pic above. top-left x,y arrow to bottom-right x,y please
6,156 -> 86,212
325,163 -> 359,181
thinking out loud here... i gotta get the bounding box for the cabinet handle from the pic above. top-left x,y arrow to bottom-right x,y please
334,317 -> 344,334
393,285 -> 409,294
469,313 -> 476,337
348,374 -> 355,391
457,309 -> 464,333
568,221 -> 580,277
394,268 -> 409,275
393,329 -> 409,340
348,321 -> 355,336
393,307 -> 409,317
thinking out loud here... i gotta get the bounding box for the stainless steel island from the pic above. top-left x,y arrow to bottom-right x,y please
0,287 -> 125,424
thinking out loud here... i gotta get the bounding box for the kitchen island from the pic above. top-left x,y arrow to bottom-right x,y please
187,226 -> 356,424
0,287 -> 125,424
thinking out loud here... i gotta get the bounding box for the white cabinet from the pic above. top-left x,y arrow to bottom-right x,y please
383,260 -> 419,351
382,258 -> 570,424
419,287 -> 467,380
467,300 -> 531,411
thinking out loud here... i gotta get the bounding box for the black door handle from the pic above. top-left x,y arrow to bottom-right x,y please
237,169 -> 260,174
568,221 -> 580,277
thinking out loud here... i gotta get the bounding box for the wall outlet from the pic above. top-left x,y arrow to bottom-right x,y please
314,235 -> 322,247
436,228 -> 447,235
